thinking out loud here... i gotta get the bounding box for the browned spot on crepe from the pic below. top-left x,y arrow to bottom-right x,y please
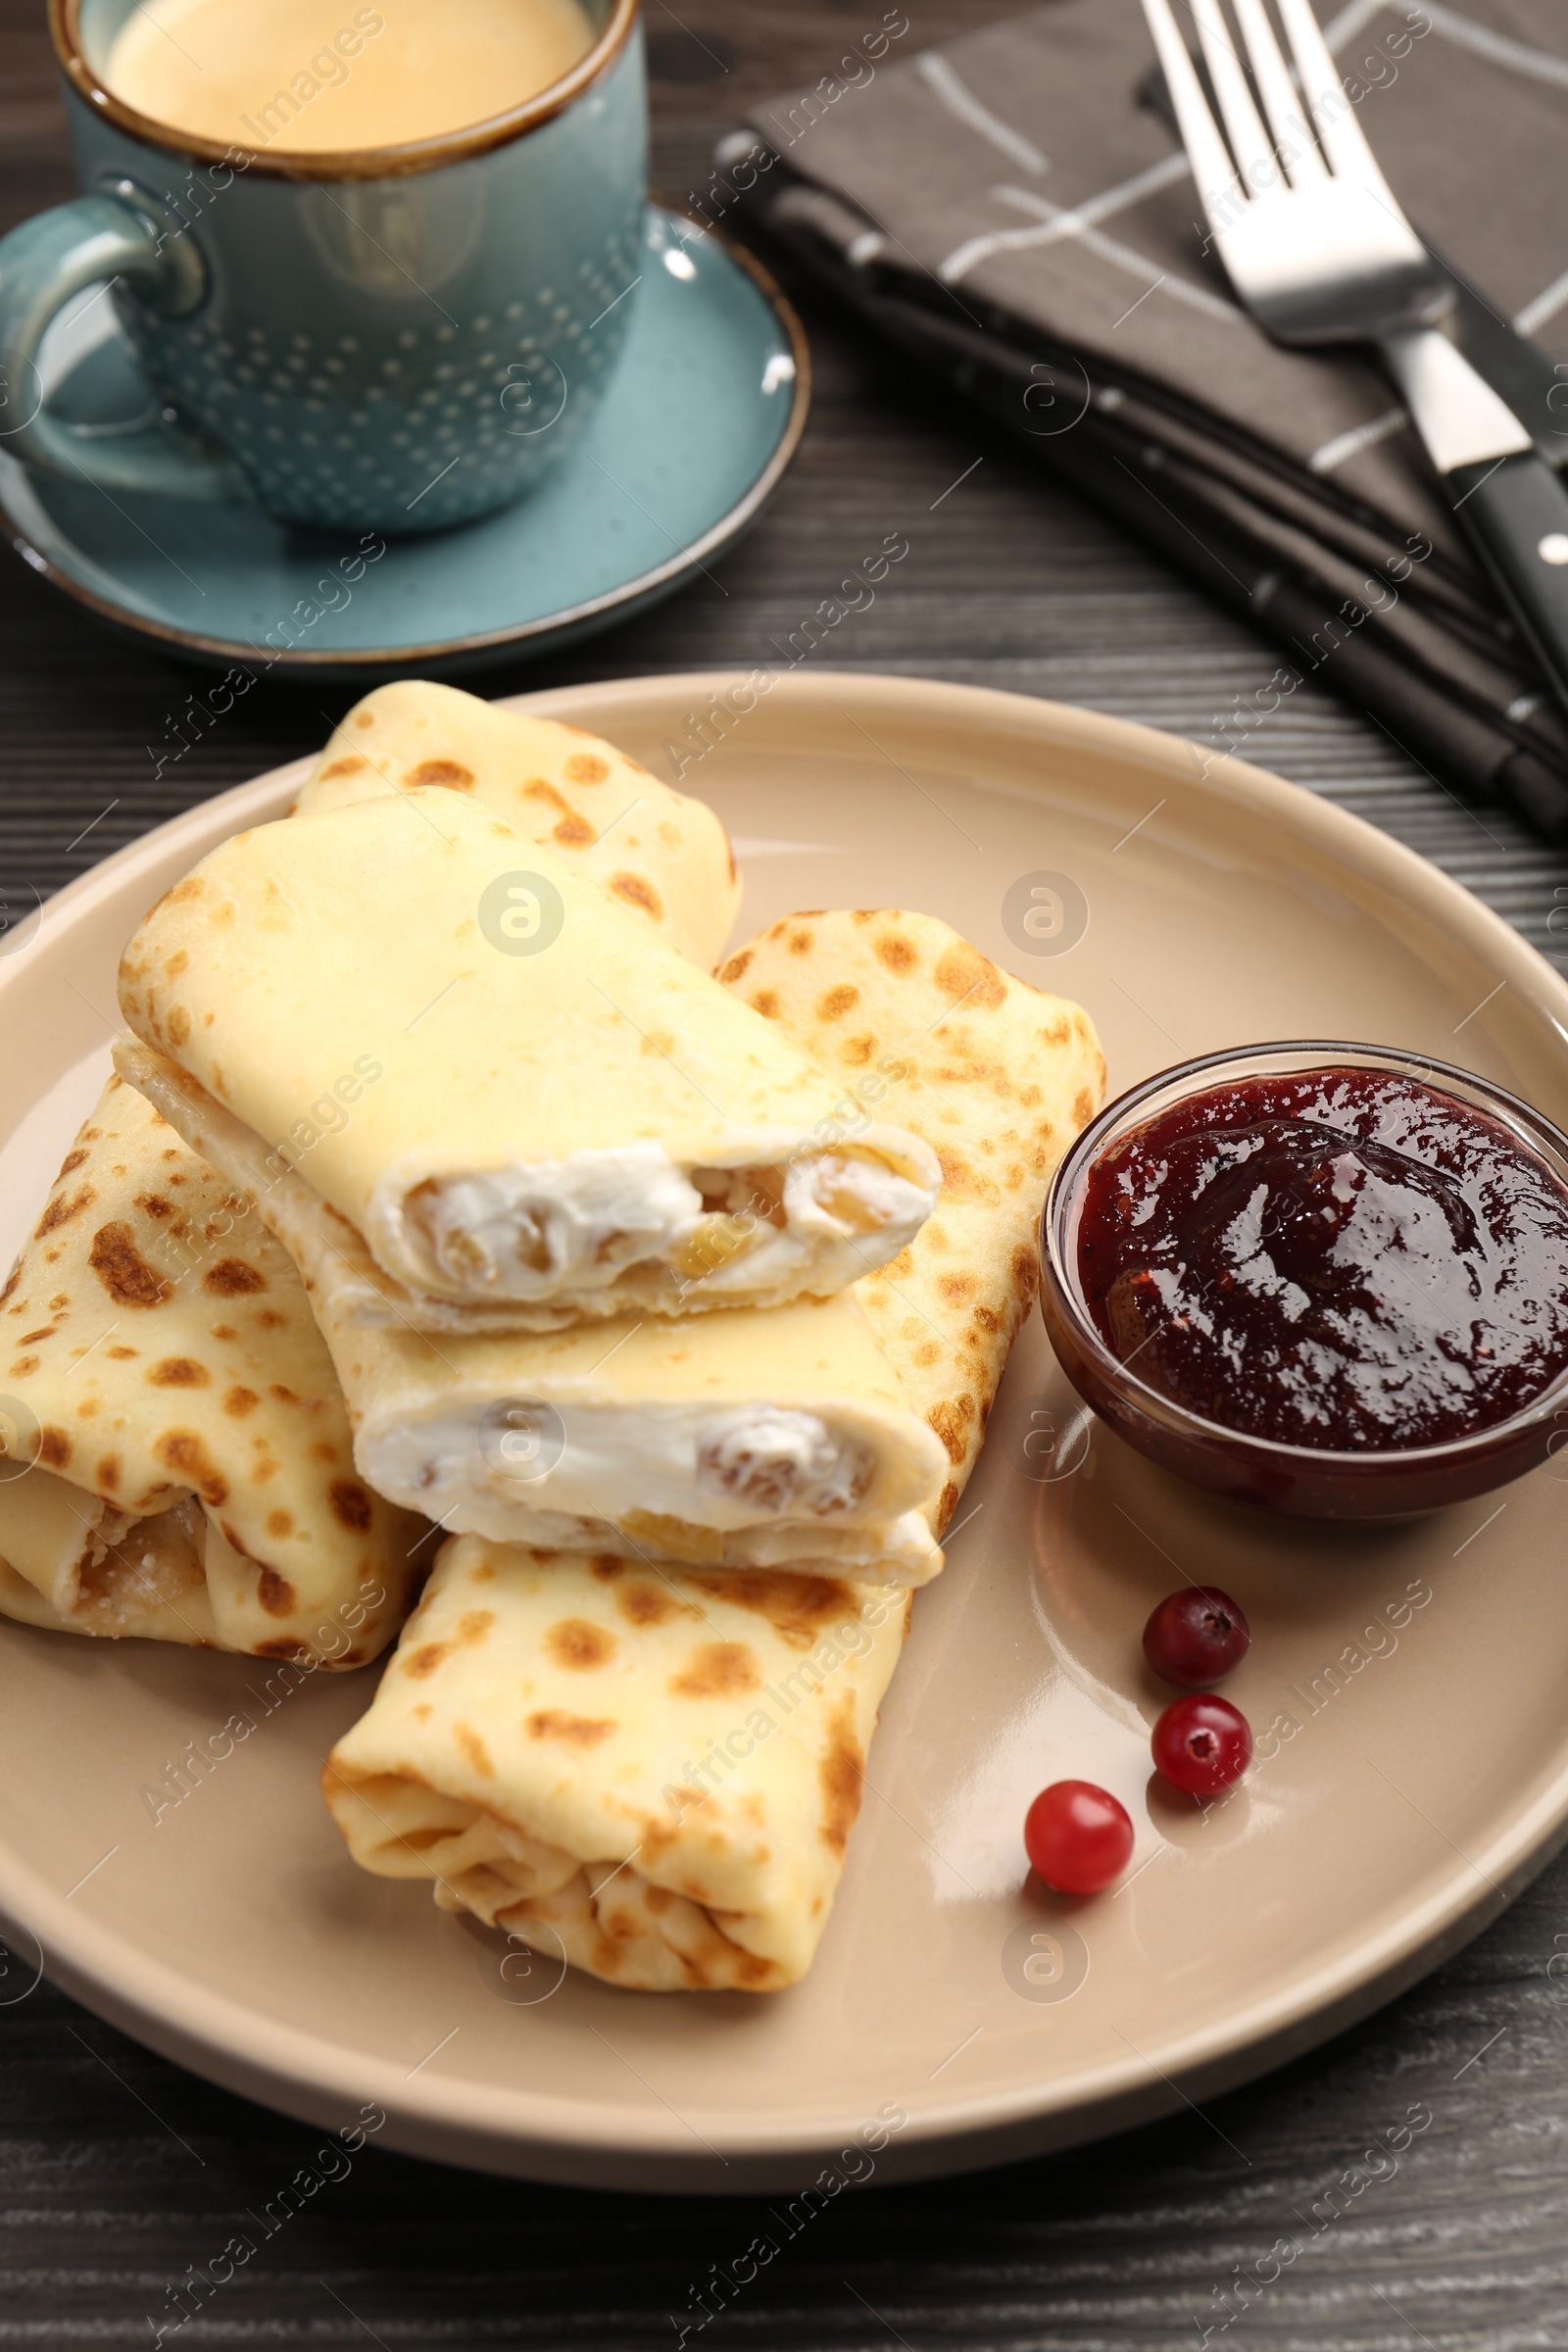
719,950 -> 752,984
258,1567 -> 296,1616
204,1257 -> 266,1296
455,1721 -> 495,1778
610,872 -> 662,920
149,1356 -> 208,1387
927,1403 -> 968,1466
564,753 -> 610,784
58,1149 -> 88,1178
669,1642 -> 760,1699
406,760 -> 474,788
615,1580 -> 685,1627
527,1710 -> 614,1745
318,756 -> 366,779
933,943 -> 1006,1008
267,1509 -> 294,1539
554,814 -> 595,848
818,1698 -> 865,1855
88,1222 -> 170,1308
167,1006 -> 191,1048
37,1426 -> 70,1469
936,1150 -> 1001,1207
405,1642 -> 449,1679
39,1186 -> 97,1238
154,1429 -> 228,1506
750,990 -> 779,1019
223,1386 -> 259,1417
687,1571 -> 857,1650
329,1479 -> 373,1532
874,932 -> 917,973
816,984 -> 859,1021
545,1618 -> 616,1670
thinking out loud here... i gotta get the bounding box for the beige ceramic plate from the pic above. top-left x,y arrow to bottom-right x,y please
3,672 -> 1567,2193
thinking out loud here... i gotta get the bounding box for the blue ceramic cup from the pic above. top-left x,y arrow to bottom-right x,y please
0,0 -> 646,533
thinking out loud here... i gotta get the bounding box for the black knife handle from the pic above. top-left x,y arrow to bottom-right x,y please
1447,451 -> 1568,708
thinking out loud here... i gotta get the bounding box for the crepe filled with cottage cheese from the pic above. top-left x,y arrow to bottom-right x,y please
319,913 -> 1105,1994
323,1535 -> 906,1991
115,793 -> 942,1332
0,1078 -> 423,1662
109,1052 -> 946,1579
293,681 -> 741,969
121,905 -> 1099,1586
719,908 -> 1106,1532
280,1284 -> 946,1583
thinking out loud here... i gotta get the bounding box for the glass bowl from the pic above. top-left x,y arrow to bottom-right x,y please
1038,1041 -> 1568,1521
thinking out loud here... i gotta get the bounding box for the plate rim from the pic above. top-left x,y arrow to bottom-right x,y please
4,667 -> 1568,2190
0,208 -> 811,672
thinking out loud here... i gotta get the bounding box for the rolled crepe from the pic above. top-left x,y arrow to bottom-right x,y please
719,908 -> 1107,1530
321,920 -> 1106,1991
119,902 -> 1102,1580
293,680 -> 741,970
0,1078 -> 423,1662
117,793 -> 941,1331
114,1040 -> 948,1581
323,1536 -> 907,1990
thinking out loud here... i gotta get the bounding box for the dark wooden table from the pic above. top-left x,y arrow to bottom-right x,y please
5,4 -> 1568,2344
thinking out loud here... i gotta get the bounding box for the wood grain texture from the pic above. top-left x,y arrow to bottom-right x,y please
3,3 -> 1568,2343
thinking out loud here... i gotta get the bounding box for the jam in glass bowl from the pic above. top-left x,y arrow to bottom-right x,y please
1039,1043 -> 1568,1520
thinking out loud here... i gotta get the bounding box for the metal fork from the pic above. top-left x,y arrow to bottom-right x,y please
1141,0 -> 1568,722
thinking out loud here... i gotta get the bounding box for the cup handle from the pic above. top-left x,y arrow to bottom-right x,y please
0,189 -> 246,501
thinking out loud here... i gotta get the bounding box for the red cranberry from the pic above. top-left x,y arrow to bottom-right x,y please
1143,1586 -> 1250,1687
1152,1694 -> 1252,1794
1024,1780 -> 1135,1894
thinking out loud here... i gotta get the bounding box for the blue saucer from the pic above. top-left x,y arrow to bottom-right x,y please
0,208 -> 808,679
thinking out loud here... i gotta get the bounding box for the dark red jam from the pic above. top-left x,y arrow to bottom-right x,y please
1075,1068 -> 1568,1450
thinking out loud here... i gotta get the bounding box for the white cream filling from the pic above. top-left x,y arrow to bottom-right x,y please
380,1146 -> 934,1304
364,1401 -> 895,1545
696,1407 -> 873,1516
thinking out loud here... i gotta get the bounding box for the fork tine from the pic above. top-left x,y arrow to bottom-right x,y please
1189,2 -> 1287,197
1275,0 -> 1396,190
1138,0 -> 1246,237
1231,0 -> 1327,183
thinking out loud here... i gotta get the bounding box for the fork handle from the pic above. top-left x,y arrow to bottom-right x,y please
1443,452 -> 1568,713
